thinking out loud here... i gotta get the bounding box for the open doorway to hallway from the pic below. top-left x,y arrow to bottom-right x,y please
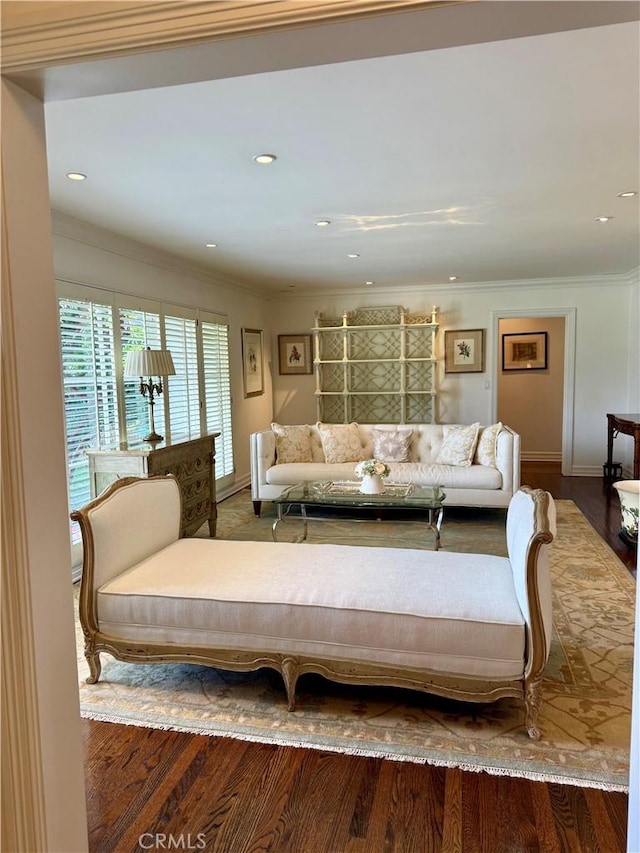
497,316 -> 566,469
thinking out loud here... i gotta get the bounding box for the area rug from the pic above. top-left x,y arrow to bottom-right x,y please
76,492 -> 635,792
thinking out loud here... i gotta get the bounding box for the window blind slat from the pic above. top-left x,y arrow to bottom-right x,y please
59,297 -> 119,544
202,321 -> 234,477
59,294 -> 235,557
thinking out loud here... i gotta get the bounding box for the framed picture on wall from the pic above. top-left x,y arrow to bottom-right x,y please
444,329 -> 485,373
241,328 -> 264,397
502,331 -> 547,371
278,334 -> 312,375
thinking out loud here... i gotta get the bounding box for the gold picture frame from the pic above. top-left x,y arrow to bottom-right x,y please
278,334 -> 312,375
241,328 -> 264,397
444,329 -> 485,373
502,331 -> 548,371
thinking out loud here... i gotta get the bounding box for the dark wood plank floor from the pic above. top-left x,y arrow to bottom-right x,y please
82,467 -> 635,852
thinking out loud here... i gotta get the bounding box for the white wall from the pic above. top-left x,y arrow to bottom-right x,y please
269,275 -> 637,474
52,214 -> 274,491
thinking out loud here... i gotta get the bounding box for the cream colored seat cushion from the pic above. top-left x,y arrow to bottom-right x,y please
97,539 -> 525,679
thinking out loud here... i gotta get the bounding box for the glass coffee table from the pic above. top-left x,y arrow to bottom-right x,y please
272,481 -> 446,550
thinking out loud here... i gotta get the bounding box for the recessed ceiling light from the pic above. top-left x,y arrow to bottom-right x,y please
254,154 -> 277,164
595,216 -> 613,222
315,220 -> 331,227
617,191 -> 637,198
365,280 -> 374,285
347,253 -> 360,259
205,243 -> 217,248
448,275 -> 458,281
66,172 -> 87,181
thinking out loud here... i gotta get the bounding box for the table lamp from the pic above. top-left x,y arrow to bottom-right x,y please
124,347 -> 176,442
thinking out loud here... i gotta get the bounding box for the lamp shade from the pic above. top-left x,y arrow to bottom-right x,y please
124,348 -> 176,377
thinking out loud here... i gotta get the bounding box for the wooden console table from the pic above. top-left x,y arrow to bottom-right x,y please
606,413 -> 640,480
86,433 -> 219,536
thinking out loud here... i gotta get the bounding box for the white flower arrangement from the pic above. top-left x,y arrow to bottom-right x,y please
354,458 -> 390,478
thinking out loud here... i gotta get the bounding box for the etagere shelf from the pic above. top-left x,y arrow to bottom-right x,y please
312,305 -> 438,424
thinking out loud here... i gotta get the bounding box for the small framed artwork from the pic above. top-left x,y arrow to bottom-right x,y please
278,334 -> 313,375
241,328 -> 264,397
502,331 -> 548,371
444,329 -> 485,373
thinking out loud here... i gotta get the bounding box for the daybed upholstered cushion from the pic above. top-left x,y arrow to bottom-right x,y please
96,538 -> 526,679
317,422 -> 366,463
371,427 -> 413,462
272,423 -> 313,464
435,423 -> 480,467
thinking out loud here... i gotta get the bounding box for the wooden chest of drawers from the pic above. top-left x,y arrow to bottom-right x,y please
86,434 -> 219,537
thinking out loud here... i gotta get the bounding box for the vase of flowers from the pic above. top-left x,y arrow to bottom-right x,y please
354,459 -> 391,494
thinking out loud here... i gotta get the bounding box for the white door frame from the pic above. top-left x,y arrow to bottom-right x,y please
489,307 -> 576,476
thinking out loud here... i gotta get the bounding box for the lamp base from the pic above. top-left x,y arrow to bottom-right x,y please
143,430 -> 164,443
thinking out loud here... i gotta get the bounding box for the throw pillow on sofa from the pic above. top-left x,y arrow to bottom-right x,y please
474,422 -> 503,467
271,423 -> 313,464
317,422 -> 366,464
435,423 -> 481,467
371,427 -> 413,462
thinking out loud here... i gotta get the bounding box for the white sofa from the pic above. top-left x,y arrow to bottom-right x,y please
73,475 -> 555,739
250,422 -> 520,516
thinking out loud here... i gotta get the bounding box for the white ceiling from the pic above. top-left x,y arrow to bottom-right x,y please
43,14 -> 640,294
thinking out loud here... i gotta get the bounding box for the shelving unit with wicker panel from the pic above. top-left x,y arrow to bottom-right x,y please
312,305 -> 438,424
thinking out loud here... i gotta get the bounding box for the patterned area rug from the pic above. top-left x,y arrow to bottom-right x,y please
76,492 -> 635,791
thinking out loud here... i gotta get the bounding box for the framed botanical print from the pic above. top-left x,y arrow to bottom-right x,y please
502,331 -> 548,371
444,329 -> 485,373
241,328 -> 264,397
278,334 -> 313,375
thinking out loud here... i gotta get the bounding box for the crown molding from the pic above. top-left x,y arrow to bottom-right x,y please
0,0 -> 452,71
51,210 -> 268,300
269,271 -> 636,302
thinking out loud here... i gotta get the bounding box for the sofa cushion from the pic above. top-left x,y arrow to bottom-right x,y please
266,461 -> 363,485
474,422 -> 503,467
317,422 -> 367,463
387,462 -> 502,490
272,423 -> 313,464
371,427 -> 413,462
435,423 -> 480,467
97,538 -> 526,679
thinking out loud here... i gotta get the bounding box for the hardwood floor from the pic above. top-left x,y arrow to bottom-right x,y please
82,468 -> 635,852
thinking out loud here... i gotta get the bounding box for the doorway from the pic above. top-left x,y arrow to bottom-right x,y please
490,308 -> 576,476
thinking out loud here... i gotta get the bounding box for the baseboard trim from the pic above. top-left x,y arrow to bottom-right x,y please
218,475 -> 251,502
521,452 -> 563,462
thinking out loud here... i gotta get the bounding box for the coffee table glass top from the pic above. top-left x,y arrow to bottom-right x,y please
275,481 -> 445,509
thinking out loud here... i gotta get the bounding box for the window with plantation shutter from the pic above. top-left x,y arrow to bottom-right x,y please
118,306 -> 164,443
57,284 -> 236,569
202,319 -> 234,477
163,312 -> 200,442
58,294 -> 119,545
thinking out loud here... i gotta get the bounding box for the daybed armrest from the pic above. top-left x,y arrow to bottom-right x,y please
506,487 -> 556,678
71,475 -> 182,591
250,429 -> 276,502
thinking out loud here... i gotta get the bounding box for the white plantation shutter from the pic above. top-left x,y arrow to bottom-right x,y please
57,284 -> 235,566
202,318 -> 234,477
118,306 -> 164,442
163,312 -> 200,442
58,295 -> 119,544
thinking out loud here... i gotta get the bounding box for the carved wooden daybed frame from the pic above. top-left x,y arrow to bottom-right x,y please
72,476 -> 555,739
